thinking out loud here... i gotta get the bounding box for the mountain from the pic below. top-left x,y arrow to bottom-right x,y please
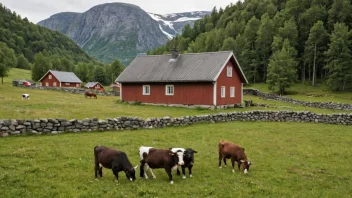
38,3 -> 170,65
0,3 -> 94,64
38,3 -> 210,65
148,11 -> 211,39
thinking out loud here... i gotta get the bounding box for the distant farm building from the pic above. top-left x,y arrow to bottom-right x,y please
39,70 -> 82,88
84,82 -> 104,91
110,83 -> 121,92
116,50 -> 248,107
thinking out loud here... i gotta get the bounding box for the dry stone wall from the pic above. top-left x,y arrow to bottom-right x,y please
1,111 -> 351,137
243,88 -> 352,110
16,85 -> 120,96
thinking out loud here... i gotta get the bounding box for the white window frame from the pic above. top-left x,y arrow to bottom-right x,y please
53,82 -> 57,87
230,87 -> 235,98
65,83 -> 70,85
49,75 -> 52,79
227,66 -> 232,77
165,85 -> 174,96
221,86 -> 226,98
143,85 -> 150,95
45,82 -> 49,86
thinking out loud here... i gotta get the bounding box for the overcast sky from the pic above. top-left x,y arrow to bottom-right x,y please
1,0 -> 239,23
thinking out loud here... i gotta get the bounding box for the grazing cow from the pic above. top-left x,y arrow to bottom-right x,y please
85,91 -> 97,99
218,140 -> 252,174
172,148 -> 197,179
94,145 -> 137,182
139,146 -> 184,184
22,94 -> 30,99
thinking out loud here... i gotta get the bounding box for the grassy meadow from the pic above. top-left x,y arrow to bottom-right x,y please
0,122 -> 351,197
0,69 -> 351,121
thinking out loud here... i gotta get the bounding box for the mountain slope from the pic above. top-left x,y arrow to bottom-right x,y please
38,3 -> 169,65
148,11 -> 210,39
0,3 -> 93,64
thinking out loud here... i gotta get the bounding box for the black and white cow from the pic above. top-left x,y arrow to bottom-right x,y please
22,94 -> 30,99
139,146 -> 184,184
171,148 -> 197,178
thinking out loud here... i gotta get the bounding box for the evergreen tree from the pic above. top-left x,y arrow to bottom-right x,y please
110,59 -> 125,83
16,54 -> 30,70
303,21 -> 329,86
0,42 -> 16,84
267,40 -> 297,95
93,66 -> 108,85
75,62 -> 89,82
324,23 -> 352,91
221,37 -> 236,51
31,52 -> 51,81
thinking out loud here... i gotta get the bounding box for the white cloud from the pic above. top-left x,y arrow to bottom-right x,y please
0,0 -> 239,23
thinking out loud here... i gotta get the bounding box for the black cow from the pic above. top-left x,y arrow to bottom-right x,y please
94,145 -> 137,182
175,148 -> 197,178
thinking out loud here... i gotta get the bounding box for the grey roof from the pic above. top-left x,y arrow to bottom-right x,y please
84,82 -> 102,88
39,70 -> 82,83
116,51 -> 248,83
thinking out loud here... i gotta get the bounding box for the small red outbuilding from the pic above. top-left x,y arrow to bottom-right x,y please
116,50 -> 248,107
39,70 -> 82,88
84,82 -> 104,91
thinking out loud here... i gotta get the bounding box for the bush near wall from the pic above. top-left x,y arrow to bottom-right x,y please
244,89 -> 352,110
1,111 -> 351,137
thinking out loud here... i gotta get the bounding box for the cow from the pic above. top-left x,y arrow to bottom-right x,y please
85,91 -> 97,99
139,146 -> 184,184
94,145 -> 137,183
22,94 -> 30,99
218,140 -> 252,174
171,148 -> 197,179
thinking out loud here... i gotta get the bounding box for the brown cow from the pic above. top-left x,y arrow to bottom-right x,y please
85,91 -> 97,99
218,140 -> 252,174
139,146 -> 184,184
94,146 -> 137,183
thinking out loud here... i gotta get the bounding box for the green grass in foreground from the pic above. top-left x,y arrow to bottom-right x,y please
0,122 -> 351,197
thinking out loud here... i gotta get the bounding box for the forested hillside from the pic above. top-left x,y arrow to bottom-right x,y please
0,4 -> 125,86
149,0 -> 352,92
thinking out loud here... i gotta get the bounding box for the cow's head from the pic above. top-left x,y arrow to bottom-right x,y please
169,149 -> 184,166
125,165 -> 138,182
184,148 -> 197,165
240,160 -> 252,174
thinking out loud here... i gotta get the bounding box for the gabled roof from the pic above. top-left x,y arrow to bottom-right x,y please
84,82 -> 103,88
116,51 -> 248,83
39,70 -> 82,83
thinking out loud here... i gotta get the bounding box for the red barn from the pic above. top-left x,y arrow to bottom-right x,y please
39,70 -> 82,88
84,82 -> 104,91
116,50 -> 248,108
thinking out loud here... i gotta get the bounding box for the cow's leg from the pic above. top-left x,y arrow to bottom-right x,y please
231,158 -> 235,173
188,165 -> 193,178
139,160 -> 145,178
143,164 -> 150,179
181,165 -> 186,179
219,153 -> 223,168
149,167 -> 156,179
99,164 -> 103,177
223,158 -> 227,167
165,168 -> 173,184
237,161 -> 241,172
112,166 -> 119,183
176,167 -> 181,175
94,162 -> 99,178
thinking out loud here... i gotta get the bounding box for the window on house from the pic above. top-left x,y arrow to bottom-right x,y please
166,85 -> 174,96
227,66 -> 232,77
49,75 -> 52,79
40,82 -> 42,86
53,82 -> 57,87
230,87 -> 235,97
143,85 -> 150,95
221,86 -> 226,98
65,83 -> 70,85
45,82 -> 49,86
76,84 -> 80,88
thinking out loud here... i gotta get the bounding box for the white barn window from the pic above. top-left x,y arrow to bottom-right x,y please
227,66 -> 232,77
166,85 -> 174,96
143,85 -> 150,95
221,86 -> 226,98
49,74 -> 52,79
76,84 -> 80,88
53,82 -> 57,87
230,87 -> 235,97
45,82 -> 49,86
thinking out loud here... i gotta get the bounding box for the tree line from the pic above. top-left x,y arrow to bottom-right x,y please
0,4 -> 125,86
148,0 -> 352,93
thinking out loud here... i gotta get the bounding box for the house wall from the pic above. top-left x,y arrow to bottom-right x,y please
216,58 -> 243,105
90,84 -> 104,90
61,82 -> 81,88
40,72 -> 60,87
121,82 -> 213,105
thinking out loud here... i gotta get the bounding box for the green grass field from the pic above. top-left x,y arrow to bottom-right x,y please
0,69 -> 351,121
0,122 -> 351,197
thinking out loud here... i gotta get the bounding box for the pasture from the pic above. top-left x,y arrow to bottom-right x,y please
0,122 -> 351,197
0,69 -> 351,121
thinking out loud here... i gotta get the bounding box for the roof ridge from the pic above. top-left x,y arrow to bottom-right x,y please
138,51 -> 233,57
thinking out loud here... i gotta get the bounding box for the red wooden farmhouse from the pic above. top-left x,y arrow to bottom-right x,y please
116,50 -> 248,108
84,82 -> 104,91
39,70 -> 82,88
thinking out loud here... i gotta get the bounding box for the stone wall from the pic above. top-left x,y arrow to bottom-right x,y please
243,88 -> 352,110
1,111 -> 351,137
16,85 -> 120,96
